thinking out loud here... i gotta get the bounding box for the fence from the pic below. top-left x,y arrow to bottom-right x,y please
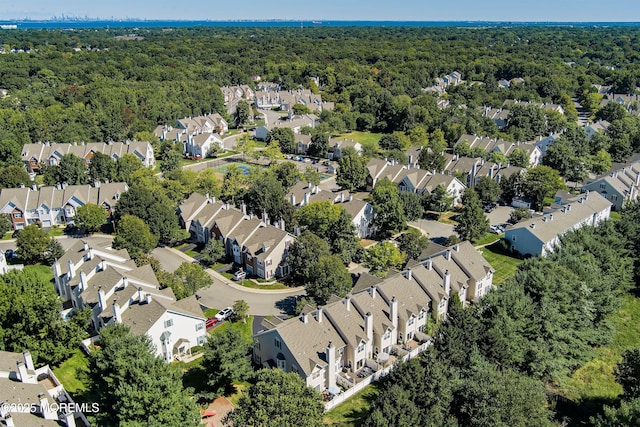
324,340 -> 431,411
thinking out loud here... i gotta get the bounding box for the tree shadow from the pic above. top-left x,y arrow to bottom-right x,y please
275,295 -> 299,316
552,394 -> 616,426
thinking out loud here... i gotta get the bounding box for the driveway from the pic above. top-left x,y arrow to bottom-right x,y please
486,206 -> 514,226
408,219 -> 455,243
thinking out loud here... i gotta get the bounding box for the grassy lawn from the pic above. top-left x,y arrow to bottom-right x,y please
210,316 -> 254,343
203,308 -> 219,318
242,279 -> 287,290
610,211 -> 622,221
335,131 -> 383,145
47,226 -> 65,237
228,381 -> 251,406
473,232 -> 502,246
24,263 -> 55,283
559,295 -> 640,402
2,231 -> 13,240
437,211 -> 458,225
53,349 -> 91,395
323,383 -> 381,426
479,241 -> 523,285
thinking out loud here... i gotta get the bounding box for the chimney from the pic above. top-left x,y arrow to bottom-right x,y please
98,286 -> 106,310
446,250 -> 452,261
67,259 -> 75,279
122,276 -> 129,288
16,361 -> 29,382
369,285 -> 377,299
145,293 -> 152,304
326,341 -> 337,389
301,312 -> 308,323
340,192 -> 345,203
549,214 -> 554,221
365,312 -> 373,343
225,202 -> 229,210
405,269 -> 412,280
453,244 -> 460,252
316,307 -> 323,323
408,154 -> 413,166
290,193 -> 296,205
137,287 -> 143,302
82,241 -> 89,252
241,203 -> 247,215
32,182 -> 37,191
345,295 -> 351,311
5,414 -> 14,427
303,192 -> 310,205
390,296 -> 398,331
94,179 -> 100,188
280,218 -> 285,231
64,411 -> 77,427
426,259 -> 433,270
530,223 -> 536,229
39,392 -> 56,419
307,181 -> 312,190
443,270 -> 451,296
23,350 -> 34,370
112,300 -> 122,323
79,270 -> 88,291
349,193 -> 353,202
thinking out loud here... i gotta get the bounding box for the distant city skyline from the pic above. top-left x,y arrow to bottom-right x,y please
3,0 -> 640,22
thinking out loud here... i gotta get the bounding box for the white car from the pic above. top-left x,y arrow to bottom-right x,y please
214,307 -> 234,322
233,270 -> 247,281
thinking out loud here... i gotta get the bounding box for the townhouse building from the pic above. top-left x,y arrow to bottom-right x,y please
53,239 -> 206,362
252,241 -> 493,393
0,182 -> 128,230
581,161 -> 640,210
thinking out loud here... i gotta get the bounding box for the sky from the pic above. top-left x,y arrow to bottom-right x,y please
3,0 -> 640,22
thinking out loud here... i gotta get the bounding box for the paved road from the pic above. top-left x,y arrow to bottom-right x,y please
408,219 -> 455,243
160,246 -> 305,316
486,206 -> 514,226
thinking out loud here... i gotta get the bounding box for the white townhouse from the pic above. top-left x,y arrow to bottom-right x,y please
53,239 -> 207,362
582,162 -> 640,210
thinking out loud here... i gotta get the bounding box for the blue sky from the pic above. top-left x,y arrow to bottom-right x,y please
3,0 -> 640,21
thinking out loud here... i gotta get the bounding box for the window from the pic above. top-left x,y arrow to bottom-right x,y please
312,370 -> 321,379
13,212 -> 22,218
277,358 -> 286,370
197,335 -> 206,345
600,183 -> 606,189
418,311 -> 425,320
383,330 -> 391,340
275,338 -> 281,349
164,319 -> 173,328
408,316 -> 415,326
196,322 -> 205,331
357,343 -> 365,353
512,236 -> 516,241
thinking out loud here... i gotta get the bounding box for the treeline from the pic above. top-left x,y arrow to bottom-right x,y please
363,203 -> 640,426
1,27 -> 640,146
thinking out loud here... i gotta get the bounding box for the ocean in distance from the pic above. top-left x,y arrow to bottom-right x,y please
1,20 -> 639,30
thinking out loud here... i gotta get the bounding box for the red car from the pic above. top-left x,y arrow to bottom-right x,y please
205,317 -> 218,329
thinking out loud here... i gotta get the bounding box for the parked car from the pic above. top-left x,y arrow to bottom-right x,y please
489,225 -> 500,234
483,203 -> 497,213
205,317 -> 218,329
4,249 -> 16,259
233,270 -> 247,281
214,307 -> 234,322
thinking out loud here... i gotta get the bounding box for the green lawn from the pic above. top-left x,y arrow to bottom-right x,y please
53,349 -> 91,395
473,232 -> 502,246
210,316 -> 254,343
559,295 -> 640,402
335,131 -> 383,145
479,241 -> 523,285
2,231 -> 13,240
47,226 -> 65,237
610,211 -> 622,221
24,263 -> 55,283
323,383 -> 381,426
203,308 -> 219,318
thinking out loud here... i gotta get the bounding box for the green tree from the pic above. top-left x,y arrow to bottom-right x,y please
196,168 -> 222,198
160,150 -> 181,175
509,207 -> 531,224
591,398 -> 640,427
235,100 -> 251,128
474,176 -> 502,205
507,147 -> 530,168
200,239 -> 225,267
287,231 -> 332,284
243,172 -> 292,224
115,153 -> 144,184
267,127 -> 296,154
615,348 -> 640,400
0,165 -> 31,188
400,191 -> 424,221
589,150 -> 613,175
16,224 -> 50,264
364,241 -> 406,277
75,203 -> 107,233
306,255 -> 352,305
116,185 -> 181,244
235,134 -> 257,161
371,178 -> 406,238
43,153 -> 88,186
303,165 -> 322,186
379,132 -> 409,151
113,215 -> 158,258
0,214 -> 11,236
397,228 -> 429,262
523,165 -> 565,211
232,300 -> 249,323
262,140 -> 284,164
292,103 -> 311,115
203,327 -> 253,397
0,269 -> 89,365
423,184 -> 454,217
220,163 -> 248,202
90,324 -> 200,427
272,161 -> 301,189
88,151 -> 117,183
172,262 -> 213,299
225,369 -> 324,427
43,238 -> 64,266
337,150 -> 367,191
309,132 -> 330,157
454,188 -> 489,242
